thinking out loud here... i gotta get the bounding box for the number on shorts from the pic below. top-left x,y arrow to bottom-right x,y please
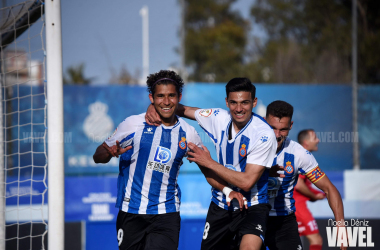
117,228 -> 124,246
203,222 -> 210,240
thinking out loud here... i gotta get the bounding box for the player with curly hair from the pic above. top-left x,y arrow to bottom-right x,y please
93,70 -> 244,250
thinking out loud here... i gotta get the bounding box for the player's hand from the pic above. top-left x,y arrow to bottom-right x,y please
145,104 -> 162,126
227,191 -> 248,211
187,143 -> 213,167
269,164 -> 285,178
310,193 -> 326,202
104,141 -> 132,158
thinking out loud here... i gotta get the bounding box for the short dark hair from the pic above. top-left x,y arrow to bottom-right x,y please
146,70 -> 184,96
298,129 -> 314,145
266,100 -> 294,120
225,77 -> 256,100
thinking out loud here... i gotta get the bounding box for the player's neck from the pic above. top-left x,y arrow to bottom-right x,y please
161,115 -> 178,127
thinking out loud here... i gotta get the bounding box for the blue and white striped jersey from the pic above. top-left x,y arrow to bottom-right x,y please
268,137 -> 319,216
195,108 -> 277,211
105,113 -> 202,215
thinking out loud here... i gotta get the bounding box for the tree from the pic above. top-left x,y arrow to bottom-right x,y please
250,0 -> 380,84
63,63 -> 94,85
109,65 -> 138,84
184,0 -> 250,82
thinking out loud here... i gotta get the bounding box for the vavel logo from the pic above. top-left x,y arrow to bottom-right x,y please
326,219 -> 375,247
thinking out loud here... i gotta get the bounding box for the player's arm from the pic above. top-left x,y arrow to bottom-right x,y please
295,176 -> 325,201
199,165 -> 247,209
187,143 -> 266,192
93,141 -> 132,164
145,103 -> 199,125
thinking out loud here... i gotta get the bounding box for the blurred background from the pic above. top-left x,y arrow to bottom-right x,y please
1,0 -> 379,249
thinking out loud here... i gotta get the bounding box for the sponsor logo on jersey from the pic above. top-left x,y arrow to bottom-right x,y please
213,109 -> 220,116
146,160 -> 171,174
144,127 -> 154,134
199,109 -> 213,117
179,137 -> 187,150
285,161 -> 294,174
239,144 -> 247,157
260,136 -> 268,142
306,150 -> 311,155
153,146 -> 172,164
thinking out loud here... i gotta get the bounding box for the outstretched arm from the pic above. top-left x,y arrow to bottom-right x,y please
145,104 -> 199,125
187,142 -> 266,192
295,176 -> 325,201
93,141 -> 132,164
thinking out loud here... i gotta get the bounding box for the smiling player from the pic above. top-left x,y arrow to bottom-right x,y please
93,70 -> 207,250
146,77 -> 277,250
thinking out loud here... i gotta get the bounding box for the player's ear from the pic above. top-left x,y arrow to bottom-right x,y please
149,94 -> 154,104
178,93 -> 182,102
225,97 -> 228,108
290,121 -> 294,130
252,97 -> 258,108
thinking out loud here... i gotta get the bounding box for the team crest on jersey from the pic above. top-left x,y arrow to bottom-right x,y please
285,161 -> 294,174
179,137 -> 187,150
239,144 -> 247,157
199,109 -> 213,117
153,146 -> 172,164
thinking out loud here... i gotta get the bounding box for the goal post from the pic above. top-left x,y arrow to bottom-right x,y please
45,0 -> 65,249
0,0 -> 64,249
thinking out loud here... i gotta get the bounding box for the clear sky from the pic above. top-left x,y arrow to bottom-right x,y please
60,0 -> 258,84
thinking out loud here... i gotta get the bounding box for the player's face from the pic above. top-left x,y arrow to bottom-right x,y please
306,130 -> 319,152
225,91 -> 257,128
149,83 -> 181,125
266,114 -> 293,148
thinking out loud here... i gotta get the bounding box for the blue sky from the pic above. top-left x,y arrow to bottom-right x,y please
60,0 -> 259,84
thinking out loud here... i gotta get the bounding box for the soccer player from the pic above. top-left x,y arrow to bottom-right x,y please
146,78 -> 277,250
263,100 -> 346,250
93,70 -> 209,250
294,129 -> 326,250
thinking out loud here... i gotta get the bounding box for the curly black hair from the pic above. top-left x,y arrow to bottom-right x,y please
266,100 -> 294,120
146,70 -> 184,96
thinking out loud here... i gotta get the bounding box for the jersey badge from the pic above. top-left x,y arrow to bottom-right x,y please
260,136 -> 268,142
199,109 -> 213,117
179,137 -> 187,150
285,161 -> 294,174
239,144 -> 247,157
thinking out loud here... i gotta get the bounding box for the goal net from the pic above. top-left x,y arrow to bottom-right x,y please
0,0 -> 46,249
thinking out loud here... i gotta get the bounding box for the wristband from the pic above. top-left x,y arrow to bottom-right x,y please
222,187 -> 233,203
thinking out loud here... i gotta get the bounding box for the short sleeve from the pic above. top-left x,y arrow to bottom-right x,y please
246,131 -> 277,168
187,126 -> 203,149
296,149 -> 319,175
194,108 -> 229,145
104,116 -> 136,148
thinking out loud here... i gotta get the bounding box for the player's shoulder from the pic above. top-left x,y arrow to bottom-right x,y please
177,117 -> 196,131
118,113 -> 146,128
289,140 -> 314,157
247,113 -> 275,140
